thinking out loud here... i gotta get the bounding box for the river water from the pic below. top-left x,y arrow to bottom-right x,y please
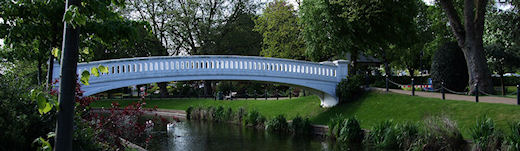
146,121 -> 337,151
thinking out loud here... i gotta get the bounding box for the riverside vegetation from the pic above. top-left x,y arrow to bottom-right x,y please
186,106 -> 313,135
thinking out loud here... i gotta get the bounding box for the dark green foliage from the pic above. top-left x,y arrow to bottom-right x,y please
253,0 -> 306,60
216,81 -> 235,95
336,75 -> 365,103
236,107 -> 246,123
244,110 -> 265,127
200,13 -> 262,56
431,42 -> 469,92
186,106 -> 194,120
290,115 -> 312,134
223,107 -> 234,122
0,74 -> 54,150
364,120 -> 399,149
212,106 -> 226,122
328,116 -> 364,146
469,117 -> 504,150
266,114 -> 289,132
395,123 -> 420,150
418,116 -> 467,151
505,121 -> 520,151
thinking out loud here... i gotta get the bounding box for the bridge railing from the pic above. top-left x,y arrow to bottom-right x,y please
53,55 -> 348,83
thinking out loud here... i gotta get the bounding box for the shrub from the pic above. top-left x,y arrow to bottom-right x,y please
223,107 -> 234,122
396,122 -> 420,150
205,106 -> 215,121
469,117 -> 504,150
266,114 -> 289,132
336,75 -> 365,103
244,110 -> 262,126
328,116 -> 364,146
364,120 -> 399,149
418,116 -> 467,150
186,106 -> 194,120
236,107 -> 246,123
290,115 -> 312,134
212,106 -> 225,122
430,41 -> 469,92
505,121 -> 520,150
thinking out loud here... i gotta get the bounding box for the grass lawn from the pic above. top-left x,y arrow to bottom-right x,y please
90,91 -> 520,138
89,96 -> 327,121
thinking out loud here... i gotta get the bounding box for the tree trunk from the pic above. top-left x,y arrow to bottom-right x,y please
158,82 -> 168,98
46,55 -> 55,89
384,61 -> 391,77
55,0 -> 81,149
461,43 -> 494,94
500,70 -> 505,96
438,0 -> 493,95
37,60 -> 43,85
408,68 -> 415,81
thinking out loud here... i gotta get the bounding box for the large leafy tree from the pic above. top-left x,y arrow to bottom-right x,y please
0,0 -> 148,86
485,44 -> 519,95
254,0 -> 306,60
124,0 -> 261,97
201,12 -> 262,56
393,1 -> 435,78
436,0 -> 497,94
0,0 -> 65,85
483,4 -> 520,95
300,0 -> 418,75
299,0 -> 346,62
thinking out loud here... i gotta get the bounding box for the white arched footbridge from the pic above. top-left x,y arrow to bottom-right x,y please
52,56 -> 348,107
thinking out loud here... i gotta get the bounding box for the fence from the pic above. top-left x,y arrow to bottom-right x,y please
382,75 -> 520,105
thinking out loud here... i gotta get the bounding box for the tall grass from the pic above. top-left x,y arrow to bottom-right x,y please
396,122 -> 420,150
505,121 -> 520,151
290,115 -> 312,134
418,116 -> 467,151
266,114 -> 289,132
244,109 -> 265,127
364,120 -> 399,149
469,117 -> 504,150
328,116 -> 364,146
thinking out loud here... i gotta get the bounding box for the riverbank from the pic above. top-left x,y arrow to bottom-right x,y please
89,91 -> 520,138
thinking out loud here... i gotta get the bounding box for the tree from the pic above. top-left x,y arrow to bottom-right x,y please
254,0 -> 306,60
483,5 -> 520,95
299,0 -> 346,62
125,0 -> 175,55
392,1 -> 435,78
201,12 -> 262,56
300,0 -> 418,76
431,42 -> 469,92
163,0 -> 260,55
485,44 -> 519,95
437,0 -> 495,94
124,0 -> 261,97
0,0 -> 139,87
0,0 -> 65,85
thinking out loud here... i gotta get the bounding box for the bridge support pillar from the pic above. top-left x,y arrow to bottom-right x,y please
306,89 -> 339,108
318,93 -> 339,108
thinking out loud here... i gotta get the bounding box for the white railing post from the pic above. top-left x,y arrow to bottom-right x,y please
333,60 -> 349,81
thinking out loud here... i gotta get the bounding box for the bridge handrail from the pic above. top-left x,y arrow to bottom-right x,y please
53,55 -> 348,82
75,55 -> 338,67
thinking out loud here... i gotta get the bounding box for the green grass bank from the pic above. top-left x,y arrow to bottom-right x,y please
89,91 -> 520,138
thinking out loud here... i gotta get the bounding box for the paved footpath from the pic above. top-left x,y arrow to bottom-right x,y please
373,88 -> 518,105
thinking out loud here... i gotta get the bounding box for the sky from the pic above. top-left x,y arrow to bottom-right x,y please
281,0 -> 436,8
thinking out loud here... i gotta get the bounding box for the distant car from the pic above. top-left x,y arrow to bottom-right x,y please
504,73 -> 520,77
225,92 -> 237,100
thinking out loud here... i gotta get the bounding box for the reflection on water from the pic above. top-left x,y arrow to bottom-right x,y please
147,121 -> 333,151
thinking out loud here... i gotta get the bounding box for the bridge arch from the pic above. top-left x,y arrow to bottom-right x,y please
53,55 -> 348,107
